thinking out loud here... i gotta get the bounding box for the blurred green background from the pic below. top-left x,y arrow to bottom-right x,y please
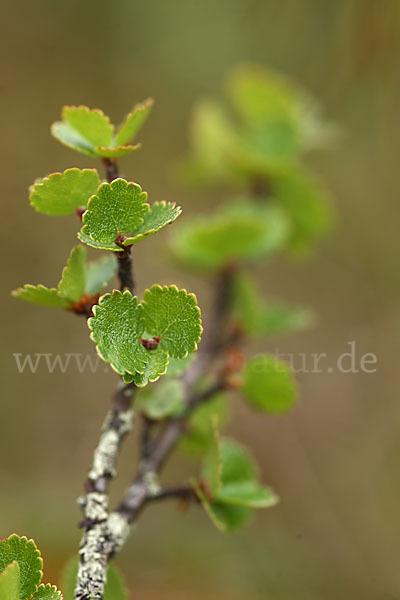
1,0 -> 400,598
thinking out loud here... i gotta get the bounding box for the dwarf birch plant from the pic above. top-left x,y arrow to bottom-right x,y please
5,66 -> 333,600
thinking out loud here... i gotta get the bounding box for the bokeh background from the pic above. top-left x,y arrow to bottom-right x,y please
1,1 -> 400,598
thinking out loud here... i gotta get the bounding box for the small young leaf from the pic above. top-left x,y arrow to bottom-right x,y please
115,98 -> 153,146
0,561 -> 20,600
88,290 -> 148,378
0,535 -> 43,600
12,285 -> 70,308
171,202 -> 288,270
81,179 -> 149,246
242,354 -> 297,413
141,285 -> 202,359
62,106 -> 114,148
124,202 -> 182,245
58,246 -> 86,302
60,557 -> 127,600
85,256 -> 117,295
30,169 -> 100,216
32,584 -> 63,600
133,348 -> 169,387
137,379 -> 185,418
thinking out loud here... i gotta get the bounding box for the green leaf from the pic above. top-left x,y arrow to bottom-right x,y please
180,393 -> 228,454
133,348 -> 169,387
89,287 -> 202,384
116,98 -> 153,146
183,101 -> 240,184
51,105 -> 145,158
217,480 -> 278,508
227,66 -> 301,127
77,231 -> 123,252
270,166 -> 332,252
85,256 -> 117,295
81,179 -> 149,246
242,354 -> 297,413
171,202 -> 288,270
88,290 -> 148,378
62,106 -> 114,148
0,561 -> 20,600
141,285 -> 202,359
60,557 -> 127,600
201,418 -> 222,494
233,273 -> 315,337
0,535 -> 43,600
32,584 -> 63,600
12,285 -> 69,308
137,379 -> 185,418
193,481 -> 251,532
124,202 -> 182,245
30,169 -> 100,216
58,246 -> 86,302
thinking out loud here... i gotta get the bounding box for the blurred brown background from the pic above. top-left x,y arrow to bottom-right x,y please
1,1 -> 400,598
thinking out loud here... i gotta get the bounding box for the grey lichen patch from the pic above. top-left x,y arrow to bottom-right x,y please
106,512 -> 130,551
89,409 -> 133,481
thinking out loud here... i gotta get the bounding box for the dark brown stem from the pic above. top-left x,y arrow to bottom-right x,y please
148,484 -> 198,503
116,246 -> 135,294
102,157 -> 120,182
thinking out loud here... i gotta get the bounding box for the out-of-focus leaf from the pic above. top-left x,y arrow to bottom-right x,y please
137,379 -> 185,418
233,272 -> 315,337
270,166 -> 332,253
85,256 -> 117,295
242,354 -> 297,413
171,202 -> 288,270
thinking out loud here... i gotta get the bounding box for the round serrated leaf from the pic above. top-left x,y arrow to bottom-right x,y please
81,179 -> 149,245
88,290 -> 148,377
30,169 -> 100,216
62,106 -> 114,148
141,285 -> 202,359
133,348 -> 169,387
32,583 -> 63,600
0,535 -> 43,600
242,354 -> 297,413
